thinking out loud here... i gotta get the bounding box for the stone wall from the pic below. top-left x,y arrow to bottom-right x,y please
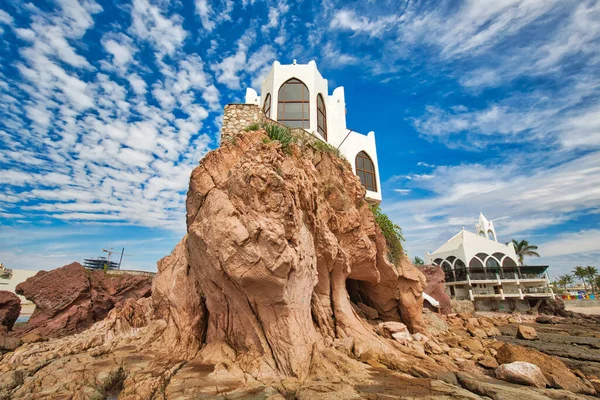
220,104 -> 264,143
220,103 -> 292,144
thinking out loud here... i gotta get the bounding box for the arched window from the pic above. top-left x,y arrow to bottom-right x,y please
433,258 -> 444,266
317,94 -> 327,140
475,253 -> 489,261
277,78 -> 309,129
454,259 -> 466,269
486,257 -> 500,268
469,257 -> 484,268
263,93 -> 271,118
355,151 -> 377,192
502,257 -> 517,267
492,253 -> 506,262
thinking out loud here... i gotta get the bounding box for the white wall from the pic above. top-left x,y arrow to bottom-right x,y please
246,60 -> 382,203
0,269 -> 38,304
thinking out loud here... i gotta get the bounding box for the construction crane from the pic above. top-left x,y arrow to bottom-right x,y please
101,247 -> 131,270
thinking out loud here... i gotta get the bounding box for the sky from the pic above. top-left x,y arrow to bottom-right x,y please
0,0 -> 599,280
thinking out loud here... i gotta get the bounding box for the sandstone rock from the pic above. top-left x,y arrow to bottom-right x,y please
535,315 -> 554,324
466,317 -> 480,327
0,335 -> 21,352
0,291 -> 20,332
516,325 -> 538,340
424,340 -> 443,355
484,326 -> 501,337
496,362 -> 549,388
452,300 -> 475,314
356,302 -> 379,320
497,343 -> 596,394
15,262 -> 152,339
422,309 -> 449,334
477,356 -> 498,369
466,324 -> 487,338
20,332 -> 44,344
417,265 -> 452,314
460,338 -> 484,354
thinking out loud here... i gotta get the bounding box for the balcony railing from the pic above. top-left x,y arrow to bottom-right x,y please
469,272 -> 496,281
522,287 -> 552,294
472,288 -> 500,295
503,289 -> 521,295
520,272 -> 547,280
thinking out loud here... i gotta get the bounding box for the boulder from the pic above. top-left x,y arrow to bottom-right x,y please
477,356 -> 498,369
466,324 -> 487,338
535,315 -> 554,324
15,262 -> 152,339
516,325 -> 538,340
0,335 -> 21,352
451,299 -> 475,314
0,291 -> 21,332
496,343 -> 596,394
495,362 -> 549,388
417,265 -> 452,314
356,302 -> 379,320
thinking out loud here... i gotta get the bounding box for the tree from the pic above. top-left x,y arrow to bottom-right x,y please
585,266 -> 598,294
413,256 -> 424,265
573,266 -> 588,293
558,274 -> 574,291
509,239 -> 540,265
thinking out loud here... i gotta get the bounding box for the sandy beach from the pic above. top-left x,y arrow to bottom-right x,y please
565,305 -> 600,316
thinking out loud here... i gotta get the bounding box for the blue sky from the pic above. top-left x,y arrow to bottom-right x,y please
1,0 -> 599,280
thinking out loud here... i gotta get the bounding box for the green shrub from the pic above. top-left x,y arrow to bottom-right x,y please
370,204 -> 404,266
263,123 -> 297,153
244,123 -> 260,131
309,138 -> 344,159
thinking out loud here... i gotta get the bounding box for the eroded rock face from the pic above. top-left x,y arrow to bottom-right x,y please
418,265 -> 452,314
150,128 -> 432,379
15,262 -> 152,339
496,361 -> 549,388
0,291 -> 21,333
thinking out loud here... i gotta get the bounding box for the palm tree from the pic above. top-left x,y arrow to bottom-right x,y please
558,274 -> 574,291
595,275 -> 600,295
573,266 -> 588,294
413,256 -> 424,266
585,266 -> 598,294
509,239 -> 540,265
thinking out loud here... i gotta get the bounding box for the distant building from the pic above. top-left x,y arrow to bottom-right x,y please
245,60 -> 382,204
0,263 -> 38,304
425,213 -> 554,312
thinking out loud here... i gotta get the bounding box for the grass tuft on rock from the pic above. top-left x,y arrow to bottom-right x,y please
370,204 -> 404,266
244,123 -> 260,131
263,123 -> 297,153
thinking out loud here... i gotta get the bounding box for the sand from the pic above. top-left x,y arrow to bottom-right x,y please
565,305 -> 600,316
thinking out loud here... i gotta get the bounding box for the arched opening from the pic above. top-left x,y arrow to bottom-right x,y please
277,78 -> 310,129
454,258 -> 467,281
502,257 -> 517,267
355,151 -> 377,192
317,94 -> 327,140
433,258 -> 443,267
488,229 -> 497,241
262,93 -> 271,118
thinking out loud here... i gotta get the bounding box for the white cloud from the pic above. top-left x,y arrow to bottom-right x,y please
194,0 -> 234,32
130,0 -> 187,58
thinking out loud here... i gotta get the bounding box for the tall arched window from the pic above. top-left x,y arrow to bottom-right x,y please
317,94 -> 327,140
277,78 -> 309,129
355,151 -> 377,192
263,93 -> 271,118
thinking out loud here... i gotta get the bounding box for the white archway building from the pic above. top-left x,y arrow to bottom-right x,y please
425,213 -> 553,311
245,60 -> 382,203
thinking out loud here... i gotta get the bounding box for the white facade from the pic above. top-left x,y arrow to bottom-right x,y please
245,60 -> 382,203
0,268 -> 38,304
425,214 -> 553,309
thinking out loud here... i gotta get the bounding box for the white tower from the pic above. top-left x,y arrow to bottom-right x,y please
244,60 -> 382,204
475,213 -> 497,242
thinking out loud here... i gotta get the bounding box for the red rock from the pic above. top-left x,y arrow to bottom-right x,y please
516,325 -> 538,340
15,262 -> 151,339
0,291 -> 21,332
417,265 -> 452,314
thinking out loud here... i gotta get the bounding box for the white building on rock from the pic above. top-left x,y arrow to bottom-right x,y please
425,213 -> 554,312
245,60 -> 382,203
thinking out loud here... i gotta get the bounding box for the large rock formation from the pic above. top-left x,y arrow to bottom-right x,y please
0,291 -> 21,333
152,127 -> 432,379
15,262 -> 152,339
418,265 -> 452,314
